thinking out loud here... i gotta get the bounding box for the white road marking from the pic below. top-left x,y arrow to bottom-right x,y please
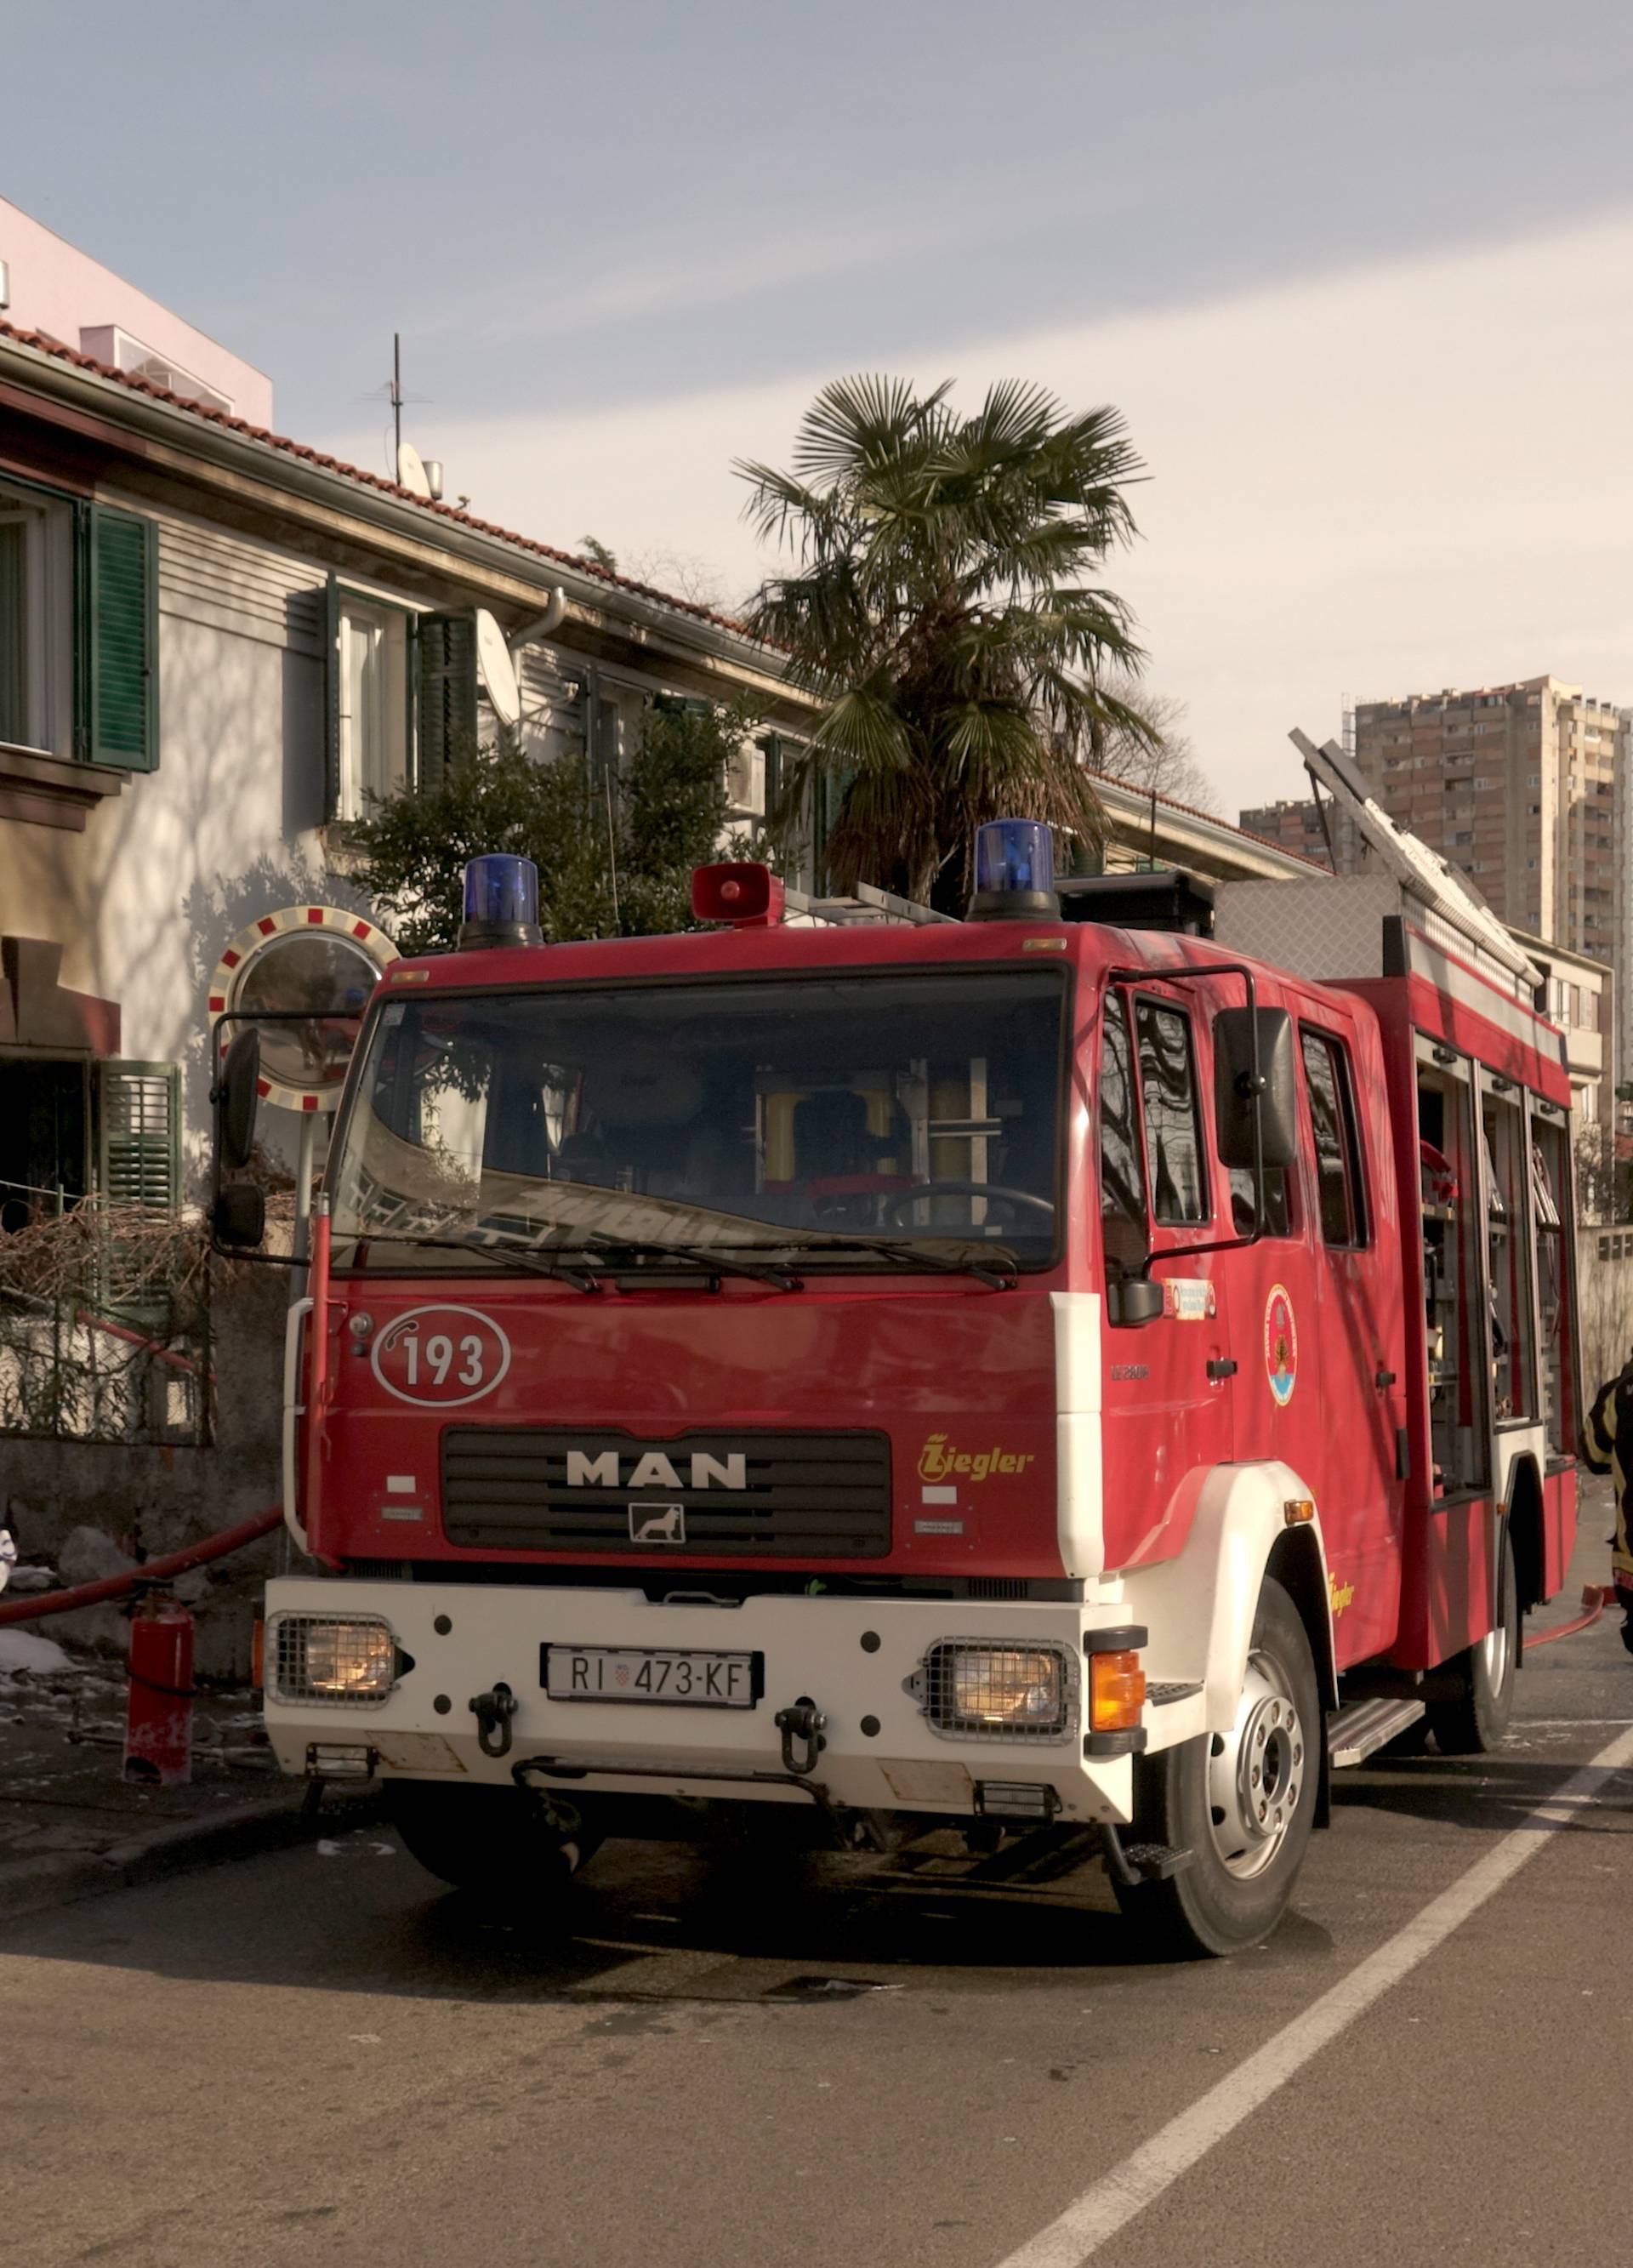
995,1725 -> 1633,2268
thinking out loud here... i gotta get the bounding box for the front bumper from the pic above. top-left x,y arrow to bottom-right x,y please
262,1577 -> 1140,1825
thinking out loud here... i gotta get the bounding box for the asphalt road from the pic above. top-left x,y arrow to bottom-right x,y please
6,1507 -> 1631,2268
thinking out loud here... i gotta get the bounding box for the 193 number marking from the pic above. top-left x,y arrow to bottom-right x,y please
370,1306 -> 512,1406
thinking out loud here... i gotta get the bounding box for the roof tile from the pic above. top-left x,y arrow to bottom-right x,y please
0,315 -> 754,640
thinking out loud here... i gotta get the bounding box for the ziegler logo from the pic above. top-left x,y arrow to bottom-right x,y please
917,1433 -> 1035,1484
565,1450 -> 747,1490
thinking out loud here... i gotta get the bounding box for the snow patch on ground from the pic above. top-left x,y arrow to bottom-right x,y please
0,1628 -> 77,1676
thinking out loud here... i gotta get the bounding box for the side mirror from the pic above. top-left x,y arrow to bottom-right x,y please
1107,1277 -> 1164,1328
214,1028 -> 261,1172
212,1182 -> 266,1251
1214,1006 -> 1297,1170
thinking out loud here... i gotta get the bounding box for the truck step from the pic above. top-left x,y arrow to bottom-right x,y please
1328,1696 -> 1425,1768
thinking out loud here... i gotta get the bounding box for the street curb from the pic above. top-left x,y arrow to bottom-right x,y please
0,1785 -> 384,1923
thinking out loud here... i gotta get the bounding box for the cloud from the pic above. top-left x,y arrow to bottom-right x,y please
326,209 -> 1633,815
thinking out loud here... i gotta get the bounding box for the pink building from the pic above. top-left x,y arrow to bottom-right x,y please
0,196 -> 271,426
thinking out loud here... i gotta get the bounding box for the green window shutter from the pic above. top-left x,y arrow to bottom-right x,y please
94,1061 -> 181,1211
323,573 -> 342,818
86,505 -> 158,770
416,611 -> 478,790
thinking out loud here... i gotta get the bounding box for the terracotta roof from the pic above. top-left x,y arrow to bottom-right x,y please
1090,766 -> 1332,872
0,315 -> 756,642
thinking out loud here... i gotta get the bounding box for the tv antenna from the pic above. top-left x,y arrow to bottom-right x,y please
358,333 -> 437,489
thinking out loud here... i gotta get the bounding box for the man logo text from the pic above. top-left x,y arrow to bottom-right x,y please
566,1450 -> 747,1491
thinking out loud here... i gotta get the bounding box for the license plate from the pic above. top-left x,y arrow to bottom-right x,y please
541,1644 -> 761,1709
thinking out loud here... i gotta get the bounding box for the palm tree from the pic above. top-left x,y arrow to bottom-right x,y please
737,375 -> 1153,907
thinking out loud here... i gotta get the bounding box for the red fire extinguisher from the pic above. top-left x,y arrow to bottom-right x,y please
124,1589 -> 195,1786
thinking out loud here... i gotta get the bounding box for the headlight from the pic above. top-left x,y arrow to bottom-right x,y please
920,1640 -> 1075,1741
268,1615 -> 397,1706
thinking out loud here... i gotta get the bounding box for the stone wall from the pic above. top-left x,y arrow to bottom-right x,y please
3,1258 -> 293,1680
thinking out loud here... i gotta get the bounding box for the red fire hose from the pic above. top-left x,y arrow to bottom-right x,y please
0,1505 -> 282,1626
1522,1584 -> 1618,1653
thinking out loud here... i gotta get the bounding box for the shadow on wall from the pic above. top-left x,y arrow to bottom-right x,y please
0,597 -> 381,1673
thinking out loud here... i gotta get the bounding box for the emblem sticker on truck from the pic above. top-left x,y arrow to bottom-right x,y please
370,1305 -> 512,1407
1265,1285 -> 1298,1407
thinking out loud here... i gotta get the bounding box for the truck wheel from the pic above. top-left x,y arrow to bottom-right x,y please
384,1781 -> 601,1901
1426,1528 -> 1517,1755
1113,1577 -> 1319,1958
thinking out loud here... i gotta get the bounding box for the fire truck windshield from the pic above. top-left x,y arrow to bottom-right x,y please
329,968 -> 1066,1273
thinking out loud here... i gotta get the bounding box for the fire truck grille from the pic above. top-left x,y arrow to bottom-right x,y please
439,1428 -> 893,1559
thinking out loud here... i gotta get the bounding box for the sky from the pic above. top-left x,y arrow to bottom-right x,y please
6,0 -> 1633,814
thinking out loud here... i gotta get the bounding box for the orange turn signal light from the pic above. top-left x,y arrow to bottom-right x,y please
1090,1649 -> 1147,1733
1283,1497 -> 1316,1525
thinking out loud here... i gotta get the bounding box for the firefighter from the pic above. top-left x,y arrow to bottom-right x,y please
1582,1353 -> 1633,1655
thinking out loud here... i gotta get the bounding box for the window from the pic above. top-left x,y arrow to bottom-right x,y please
332,971 -> 1067,1269
0,1057 -> 179,1234
0,482 -> 73,754
335,600 -> 409,818
1228,1159 -> 1291,1238
1482,1094 -> 1536,1424
1134,999 -> 1207,1224
1098,993 -> 1147,1273
1301,1029 -> 1368,1247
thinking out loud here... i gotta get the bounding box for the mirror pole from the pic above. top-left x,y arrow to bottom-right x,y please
292,1113 -> 319,1299
1249,972 -> 1264,1251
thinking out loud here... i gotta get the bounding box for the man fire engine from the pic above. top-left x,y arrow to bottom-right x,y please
229,778 -> 1579,1959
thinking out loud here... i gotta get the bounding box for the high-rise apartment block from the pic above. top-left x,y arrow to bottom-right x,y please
1238,795 -> 1357,872
1238,677 -> 1624,1127
1351,676 -> 1622,966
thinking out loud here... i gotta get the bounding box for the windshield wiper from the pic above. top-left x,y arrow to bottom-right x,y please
573,1233 -> 802,1292
349,1232 -> 601,1293
787,1235 -> 1018,1291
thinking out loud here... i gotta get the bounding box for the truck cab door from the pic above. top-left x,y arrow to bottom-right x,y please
1097,986 -> 1233,1570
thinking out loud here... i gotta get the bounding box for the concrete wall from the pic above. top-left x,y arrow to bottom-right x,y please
1577,1228 -> 1633,1415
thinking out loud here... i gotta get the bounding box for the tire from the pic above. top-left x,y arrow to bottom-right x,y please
1113,1578 -> 1320,1958
384,1781 -> 602,1900
1426,1527 -> 1517,1755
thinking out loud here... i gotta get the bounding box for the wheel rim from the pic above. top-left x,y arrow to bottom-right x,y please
1207,1646 -> 1307,1880
1479,1610 -> 1510,1695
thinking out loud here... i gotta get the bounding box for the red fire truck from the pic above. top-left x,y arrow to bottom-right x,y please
236,801 -> 1579,1957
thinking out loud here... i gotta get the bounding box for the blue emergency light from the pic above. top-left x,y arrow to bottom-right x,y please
458,853 -> 543,950
969,818 -> 1061,921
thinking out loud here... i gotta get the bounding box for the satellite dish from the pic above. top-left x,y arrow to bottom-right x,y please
475,608 -> 521,729
209,907 -> 400,1114
396,439 -> 433,499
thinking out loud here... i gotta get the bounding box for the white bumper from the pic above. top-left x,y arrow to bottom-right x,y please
262,1576 -> 1141,1824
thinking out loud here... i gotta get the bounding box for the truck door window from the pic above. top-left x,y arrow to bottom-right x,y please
1134,999 -> 1208,1225
1300,1029 -> 1368,1248
1482,1091 -> 1537,1424
1416,1055 -> 1491,1495
1099,992 -> 1147,1273
1531,1116 -> 1572,1457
